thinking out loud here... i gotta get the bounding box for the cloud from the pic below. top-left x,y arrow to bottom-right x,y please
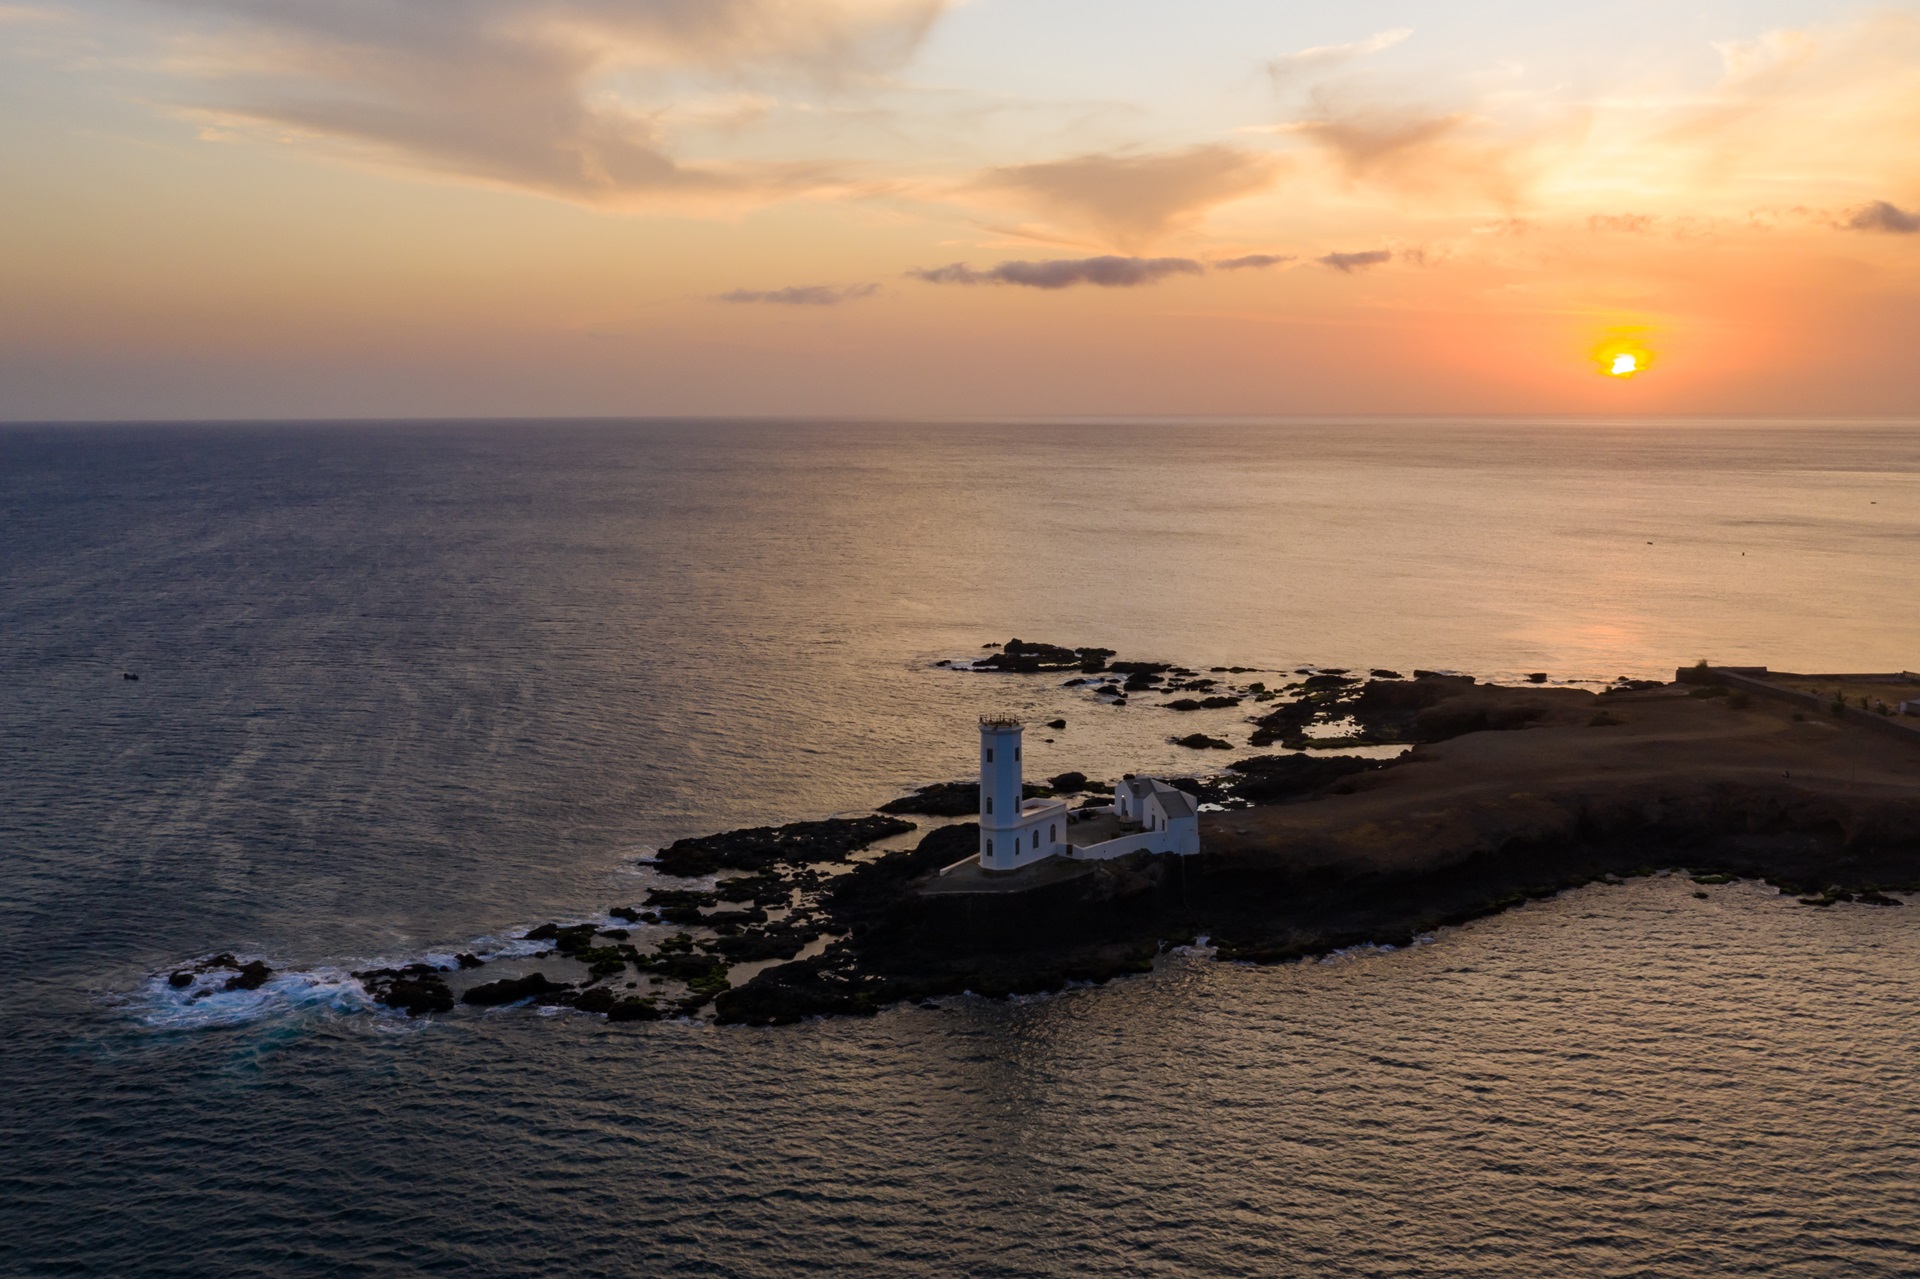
1268,27 -> 1411,81
1213,254 -> 1293,270
974,145 -> 1281,249
715,282 -> 881,305
136,0 -> 951,206
1292,99 -> 1527,208
1846,200 -> 1920,234
1589,214 -> 1658,234
909,255 -> 1204,289
1317,250 -> 1391,273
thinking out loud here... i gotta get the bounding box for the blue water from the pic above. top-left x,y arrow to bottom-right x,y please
4,419 -> 1919,1276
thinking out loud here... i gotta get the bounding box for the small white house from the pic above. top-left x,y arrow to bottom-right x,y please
973,716 -> 1201,873
1901,699 -> 1920,718
1113,777 -> 1202,855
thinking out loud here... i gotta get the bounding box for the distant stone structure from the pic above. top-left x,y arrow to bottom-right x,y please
975,716 -> 1200,873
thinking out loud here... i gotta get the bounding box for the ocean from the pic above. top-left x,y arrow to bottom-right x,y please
3,418 -> 1918,1276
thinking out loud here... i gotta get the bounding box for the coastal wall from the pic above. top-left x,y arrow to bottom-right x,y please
1069,831 -> 1165,862
1683,667 -> 1920,746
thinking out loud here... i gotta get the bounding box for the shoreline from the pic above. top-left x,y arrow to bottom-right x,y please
714,675 -> 1920,1024
152,661 -> 1920,1027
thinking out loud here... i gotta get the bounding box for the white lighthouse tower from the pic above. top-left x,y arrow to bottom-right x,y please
978,716 -> 1068,872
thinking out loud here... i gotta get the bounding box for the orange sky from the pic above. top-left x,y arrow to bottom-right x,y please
3,1 -> 1919,418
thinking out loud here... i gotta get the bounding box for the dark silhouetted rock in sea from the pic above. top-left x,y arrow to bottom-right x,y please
1173,734 -> 1234,750
354,963 -> 454,1016
462,972 -> 568,1006
222,960 -> 273,992
378,975 -> 454,1016
1048,771 -> 1090,793
572,987 -> 619,1014
880,782 -> 980,816
971,639 -> 1115,673
653,815 -> 915,877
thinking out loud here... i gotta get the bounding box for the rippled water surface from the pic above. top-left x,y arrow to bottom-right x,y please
4,419 -> 1919,1276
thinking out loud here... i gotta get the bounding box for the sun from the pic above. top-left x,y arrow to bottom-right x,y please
1592,333 -> 1655,380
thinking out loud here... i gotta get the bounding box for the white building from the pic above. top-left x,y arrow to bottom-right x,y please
974,716 -> 1201,873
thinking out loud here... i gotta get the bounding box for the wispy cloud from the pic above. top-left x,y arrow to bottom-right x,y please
1589,213 -> 1658,234
1268,27 -> 1412,82
136,0 -> 952,206
1292,98 -> 1528,208
909,256 -> 1204,289
974,145 -> 1281,250
1318,250 -> 1392,273
715,283 -> 881,305
1846,200 -> 1920,234
1213,253 -> 1294,270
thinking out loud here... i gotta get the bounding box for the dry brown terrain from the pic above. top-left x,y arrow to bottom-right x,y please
1204,683 -> 1920,878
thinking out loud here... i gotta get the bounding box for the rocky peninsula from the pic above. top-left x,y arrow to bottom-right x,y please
278,646 -> 1920,1026
713,664 -> 1920,1024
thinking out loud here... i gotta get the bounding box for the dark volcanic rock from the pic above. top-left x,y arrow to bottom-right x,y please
462,973 -> 569,1006
643,889 -> 718,910
881,782 -> 980,816
377,975 -> 454,1016
552,924 -> 599,954
881,782 -> 1054,817
175,953 -> 271,990
1048,771 -> 1090,793
607,997 -> 664,1022
355,963 -> 454,1016
222,960 -> 273,992
972,639 -> 1116,673
455,953 -> 485,969
653,815 -> 916,877
572,987 -> 619,1014
1224,754 -> 1391,805
1249,673 -> 1492,748
706,925 -> 822,963
1173,734 -> 1234,750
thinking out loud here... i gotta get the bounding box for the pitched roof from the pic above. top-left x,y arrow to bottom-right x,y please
1145,779 -> 1197,820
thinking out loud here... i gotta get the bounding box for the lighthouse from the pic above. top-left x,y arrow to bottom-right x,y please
977,716 -> 1068,871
